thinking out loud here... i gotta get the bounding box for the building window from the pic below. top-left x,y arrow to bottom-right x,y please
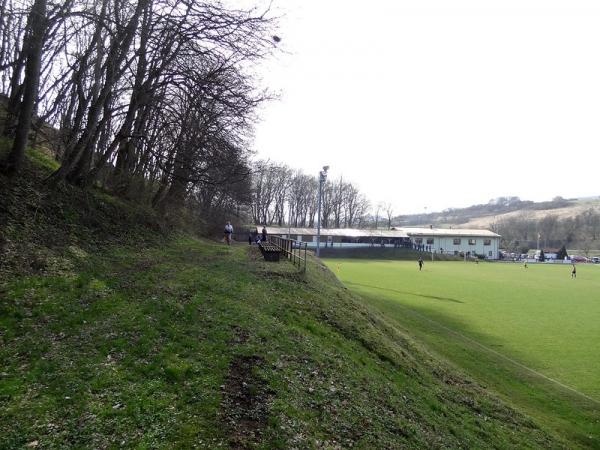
415,238 -> 423,244
453,238 -> 461,245
489,251 -> 493,256
484,239 -> 491,246
468,239 -> 476,245
427,238 -> 434,245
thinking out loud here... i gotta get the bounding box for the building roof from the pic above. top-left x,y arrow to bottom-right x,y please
258,226 -> 500,238
396,227 -> 500,238
258,226 -> 409,238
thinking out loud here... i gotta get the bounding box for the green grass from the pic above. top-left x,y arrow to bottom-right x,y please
0,142 -> 572,447
325,258 -> 600,447
0,239 -> 564,448
320,247 -> 462,261
0,138 -> 59,173
24,147 -> 60,172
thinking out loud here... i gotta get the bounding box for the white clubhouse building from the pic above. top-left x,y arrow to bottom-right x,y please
259,226 -> 501,259
398,227 -> 501,259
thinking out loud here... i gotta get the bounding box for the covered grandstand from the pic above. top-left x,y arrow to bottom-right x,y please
256,226 -> 501,259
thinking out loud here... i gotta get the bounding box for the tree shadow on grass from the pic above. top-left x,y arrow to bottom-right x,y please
345,281 -> 464,304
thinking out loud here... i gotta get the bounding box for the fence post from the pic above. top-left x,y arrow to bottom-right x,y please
304,243 -> 307,272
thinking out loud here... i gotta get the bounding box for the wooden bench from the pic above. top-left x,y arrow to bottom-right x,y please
258,241 -> 281,262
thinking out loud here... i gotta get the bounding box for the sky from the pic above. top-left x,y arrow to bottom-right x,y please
246,0 -> 600,214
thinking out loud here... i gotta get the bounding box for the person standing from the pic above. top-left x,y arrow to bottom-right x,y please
224,221 -> 234,245
571,264 -> 577,278
418,257 -> 424,271
261,226 -> 268,242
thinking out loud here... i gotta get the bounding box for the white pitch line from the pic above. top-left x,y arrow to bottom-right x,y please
386,301 -> 600,406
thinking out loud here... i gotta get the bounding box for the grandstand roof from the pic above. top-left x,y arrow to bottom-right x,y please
258,226 -> 500,238
258,227 -> 408,238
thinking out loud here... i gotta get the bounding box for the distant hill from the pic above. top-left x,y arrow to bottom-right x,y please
396,196 -> 600,229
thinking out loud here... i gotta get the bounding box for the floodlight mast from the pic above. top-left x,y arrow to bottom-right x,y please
316,165 -> 329,257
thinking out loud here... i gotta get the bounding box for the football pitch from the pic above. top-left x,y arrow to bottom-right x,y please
324,258 -> 600,445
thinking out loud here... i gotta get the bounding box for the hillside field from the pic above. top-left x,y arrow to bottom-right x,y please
325,258 -> 600,446
460,198 -> 600,230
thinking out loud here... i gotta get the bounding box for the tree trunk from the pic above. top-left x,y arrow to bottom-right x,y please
1,0 -> 46,176
49,0 -> 149,185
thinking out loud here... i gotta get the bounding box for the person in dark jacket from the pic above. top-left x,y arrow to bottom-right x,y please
261,226 -> 268,242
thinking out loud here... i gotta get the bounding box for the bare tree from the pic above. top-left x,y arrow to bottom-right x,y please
581,208 -> 600,241
384,202 -> 394,229
249,163 -> 372,230
537,215 -> 558,248
1,0 -> 47,175
271,165 -> 292,226
374,202 -> 383,229
580,238 -> 593,258
287,172 -> 314,226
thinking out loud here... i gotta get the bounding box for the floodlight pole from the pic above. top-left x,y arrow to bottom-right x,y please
316,165 -> 329,257
288,201 -> 292,238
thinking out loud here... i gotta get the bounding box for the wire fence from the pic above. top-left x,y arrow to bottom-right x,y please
268,235 -> 308,273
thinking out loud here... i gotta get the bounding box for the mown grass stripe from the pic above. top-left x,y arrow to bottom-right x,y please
380,298 -> 600,406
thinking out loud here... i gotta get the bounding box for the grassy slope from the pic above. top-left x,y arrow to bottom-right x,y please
0,148 -> 563,448
0,143 -> 165,280
326,259 -> 600,448
1,239 -> 563,449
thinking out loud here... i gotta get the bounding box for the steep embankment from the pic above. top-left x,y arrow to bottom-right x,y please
1,238 -> 564,448
0,144 -> 165,280
1,150 -> 564,448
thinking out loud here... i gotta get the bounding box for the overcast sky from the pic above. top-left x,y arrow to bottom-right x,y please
248,0 -> 600,214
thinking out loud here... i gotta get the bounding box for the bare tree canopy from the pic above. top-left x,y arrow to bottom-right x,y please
1,0 -> 278,228
492,207 -> 600,253
250,160 -> 371,229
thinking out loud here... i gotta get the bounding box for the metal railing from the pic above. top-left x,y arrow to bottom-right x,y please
268,235 -> 308,273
